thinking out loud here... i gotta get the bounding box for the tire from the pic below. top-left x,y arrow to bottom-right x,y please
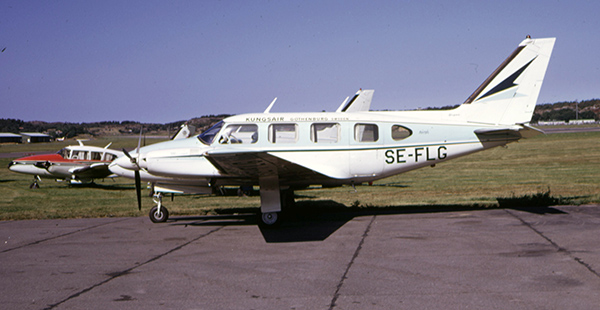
258,212 -> 282,228
149,205 -> 169,223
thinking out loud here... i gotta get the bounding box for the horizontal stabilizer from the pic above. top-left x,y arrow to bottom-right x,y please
475,124 -> 544,142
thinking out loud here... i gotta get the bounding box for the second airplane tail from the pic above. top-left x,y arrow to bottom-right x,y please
453,37 -> 556,125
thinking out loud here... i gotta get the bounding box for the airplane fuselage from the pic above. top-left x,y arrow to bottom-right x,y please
111,110 -> 518,193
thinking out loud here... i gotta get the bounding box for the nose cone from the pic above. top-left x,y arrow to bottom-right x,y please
7,160 -> 18,171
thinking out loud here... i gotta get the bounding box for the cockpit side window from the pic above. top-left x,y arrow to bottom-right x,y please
219,124 -> 258,144
198,121 -> 224,145
103,153 -> 117,161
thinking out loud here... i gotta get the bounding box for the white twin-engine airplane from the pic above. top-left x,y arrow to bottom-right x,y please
109,37 -> 555,227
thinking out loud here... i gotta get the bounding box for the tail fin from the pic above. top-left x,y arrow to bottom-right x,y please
336,89 -> 374,112
454,37 -> 555,125
171,124 -> 196,140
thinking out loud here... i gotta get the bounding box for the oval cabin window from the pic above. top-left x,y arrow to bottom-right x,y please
391,125 -> 412,141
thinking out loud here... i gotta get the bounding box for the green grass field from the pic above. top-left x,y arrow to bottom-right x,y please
1,131 -> 599,221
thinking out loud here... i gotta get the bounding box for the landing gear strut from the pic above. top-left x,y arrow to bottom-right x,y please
149,193 -> 169,223
29,176 -> 41,189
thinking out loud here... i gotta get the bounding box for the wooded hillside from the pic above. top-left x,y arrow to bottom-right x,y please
2,99 -> 598,139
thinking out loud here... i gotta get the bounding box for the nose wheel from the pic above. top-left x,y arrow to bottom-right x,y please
149,193 -> 169,223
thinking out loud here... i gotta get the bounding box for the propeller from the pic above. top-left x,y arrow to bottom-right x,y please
122,128 -> 144,211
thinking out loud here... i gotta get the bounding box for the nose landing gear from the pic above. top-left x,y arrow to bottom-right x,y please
149,193 -> 169,223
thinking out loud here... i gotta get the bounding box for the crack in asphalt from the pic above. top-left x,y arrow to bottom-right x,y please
505,209 -> 600,279
43,225 -> 224,310
0,218 -> 131,254
329,215 -> 376,310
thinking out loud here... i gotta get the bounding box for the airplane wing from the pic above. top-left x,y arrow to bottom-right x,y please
475,124 -> 544,142
204,150 -> 336,183
69,163 -> 114,179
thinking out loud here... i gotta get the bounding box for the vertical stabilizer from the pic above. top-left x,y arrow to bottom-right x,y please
454,37 -> 555,125
336,89 -> 374,112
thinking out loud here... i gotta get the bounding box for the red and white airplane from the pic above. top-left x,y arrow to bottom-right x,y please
8,141 -> 124,188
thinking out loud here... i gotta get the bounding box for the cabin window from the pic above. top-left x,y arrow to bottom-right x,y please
75,151 -> 86,160
269,124 -> 298,143
219,124 -> 258,144
311,123 -> 340,143
354,123 -> 379,142
91,152 -> 102,160
391,125 -> 412,141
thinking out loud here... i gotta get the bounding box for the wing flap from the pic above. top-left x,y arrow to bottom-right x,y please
205,150 -> 341,182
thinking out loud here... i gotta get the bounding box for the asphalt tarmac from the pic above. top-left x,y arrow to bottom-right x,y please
1,204 -> 599,310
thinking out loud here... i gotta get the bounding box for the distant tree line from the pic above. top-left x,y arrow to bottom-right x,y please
3,99 -> 599,139
533,99 -> 600,122
0,114 -> 232,139
0,119 -> 96,138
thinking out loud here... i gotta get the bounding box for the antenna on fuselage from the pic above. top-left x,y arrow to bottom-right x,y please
263,97 -> 278,113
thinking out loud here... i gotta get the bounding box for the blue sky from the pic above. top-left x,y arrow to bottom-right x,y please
1,1 -> 598,123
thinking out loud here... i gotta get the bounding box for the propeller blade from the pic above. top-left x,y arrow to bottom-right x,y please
136,127 -> 142,153
123,148 -> 132,160
136,127 -> 143,169
135,170 -> 142,211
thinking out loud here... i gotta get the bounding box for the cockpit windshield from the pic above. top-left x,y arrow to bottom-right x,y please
197,121 -> 224,145
57,148 -> 70,159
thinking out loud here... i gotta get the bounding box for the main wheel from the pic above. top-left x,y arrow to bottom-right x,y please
259,212 -> 281,228
149,205 -> 169,223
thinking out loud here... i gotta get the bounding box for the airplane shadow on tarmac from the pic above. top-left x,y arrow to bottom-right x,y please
166,199 -> 568,243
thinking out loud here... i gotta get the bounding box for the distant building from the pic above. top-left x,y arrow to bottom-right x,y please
0,133 -> 22,143
20,132 -> 52,143
537,120 -> 566,126
537,119 -> 597,126
568,119 -> 596,125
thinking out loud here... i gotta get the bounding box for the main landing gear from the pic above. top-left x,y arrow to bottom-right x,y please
146,183 -> 294,228
149,193 -> 169,223
256,178 -> 295,228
